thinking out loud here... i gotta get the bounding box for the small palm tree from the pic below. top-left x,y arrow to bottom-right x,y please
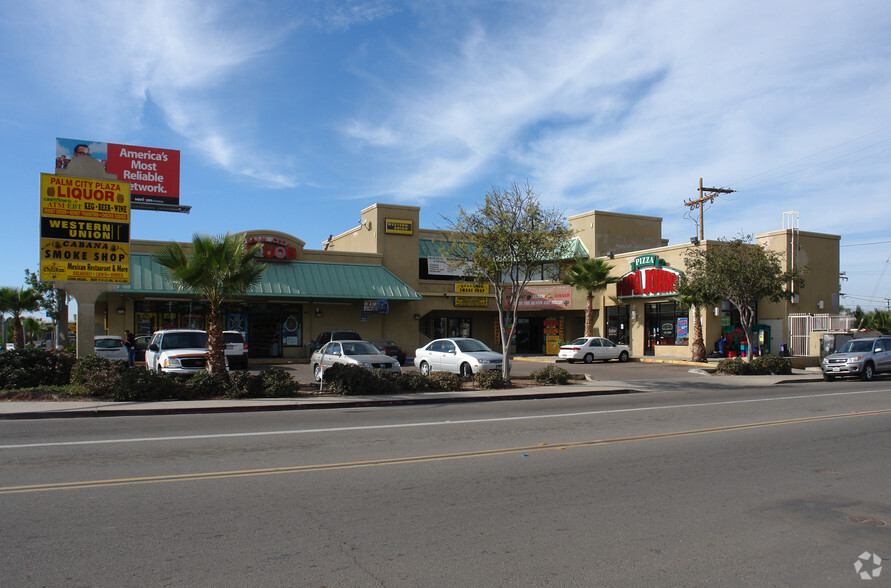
0,287 -> 41,349
562,258 -> 620,336
675,276 -> 720,363
154,234 -> 267,376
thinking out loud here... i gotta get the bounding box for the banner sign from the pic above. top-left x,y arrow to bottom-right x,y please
363,299 -> 390,314
56,138 -> 180,206
39,173 -> 130,283
504,285 -> 571,310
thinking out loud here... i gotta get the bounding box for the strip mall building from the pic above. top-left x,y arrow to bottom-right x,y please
98,203 -> 840,362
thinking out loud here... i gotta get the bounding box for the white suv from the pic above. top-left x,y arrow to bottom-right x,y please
144,329 -> 210,376
223,331 -> 248,370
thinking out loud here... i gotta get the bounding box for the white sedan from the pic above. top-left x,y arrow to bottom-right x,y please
311,340 -> 401,382
414,337 -> 503,378
94,335 -> 129,361
558,337 -> 631,363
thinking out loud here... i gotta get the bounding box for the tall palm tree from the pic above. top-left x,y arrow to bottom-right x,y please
0,287 -> 41,349
562,258 -> 620,336
154,234 -> 267,376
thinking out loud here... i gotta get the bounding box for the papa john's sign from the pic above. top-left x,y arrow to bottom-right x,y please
616,255 -> 682,299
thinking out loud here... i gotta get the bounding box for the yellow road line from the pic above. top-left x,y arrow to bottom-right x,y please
2,408 -> 888,495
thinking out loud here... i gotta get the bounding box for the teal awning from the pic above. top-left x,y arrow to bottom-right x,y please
118,254 -> 421,300
419,237 -> 588,260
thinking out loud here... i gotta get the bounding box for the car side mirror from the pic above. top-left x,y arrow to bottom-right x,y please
149,344 -> 159,352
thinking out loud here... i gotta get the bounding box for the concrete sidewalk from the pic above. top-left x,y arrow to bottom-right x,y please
0,366 -> 825,420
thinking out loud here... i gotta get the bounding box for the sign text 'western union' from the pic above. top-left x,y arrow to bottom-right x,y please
384,218 -> 413,235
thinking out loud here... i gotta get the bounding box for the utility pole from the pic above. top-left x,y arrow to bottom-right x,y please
684,178 -> 735,241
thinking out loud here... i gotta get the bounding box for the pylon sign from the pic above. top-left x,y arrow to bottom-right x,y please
39,173 -> 131,283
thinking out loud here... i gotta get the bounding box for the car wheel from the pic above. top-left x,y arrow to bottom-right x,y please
822,373 -> 835,382
313,364 -> 322,382
419,361 -> 431,376
860,363 -> 874,381
460,362 -> 473,378
583,353 -> 594,364
618,351 -> 629,363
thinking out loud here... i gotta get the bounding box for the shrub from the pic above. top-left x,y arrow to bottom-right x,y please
474,369 -> 507,389
259,368 -> 301,397
323,364 -> 396,395
112,368 -> 185,401
226,370 -> 266,398
716,357 -> 754,375
427,371 -> 463,392
751,354 -> 792,375
0,348 -> 76,390
530,365 -> 572,385
70,354 -> 129,398
395,371 -> 438,392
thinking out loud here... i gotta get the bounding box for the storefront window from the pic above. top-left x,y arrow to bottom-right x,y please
644,302 -> 688,355
605,305 -> 629,345
433,317 -> 472,339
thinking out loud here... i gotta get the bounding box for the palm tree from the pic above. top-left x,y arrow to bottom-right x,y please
154,234 -> 267,376
0,287 -> 41,349
562,258 -> 620,336
674,276 -> 720,363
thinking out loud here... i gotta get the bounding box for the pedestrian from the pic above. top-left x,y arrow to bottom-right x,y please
124,329 -> 136,367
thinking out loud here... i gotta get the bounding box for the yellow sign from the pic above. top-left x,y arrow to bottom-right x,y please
40,173 -> 131,283
385,218 -> 413,235
40,239 -> 130,283
454,296 -> 488,308
456,282 -> 489,294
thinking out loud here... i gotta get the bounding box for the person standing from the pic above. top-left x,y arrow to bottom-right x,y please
124,329 -> 136,367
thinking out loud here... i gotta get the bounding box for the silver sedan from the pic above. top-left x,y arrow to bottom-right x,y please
311,340 -> 402,382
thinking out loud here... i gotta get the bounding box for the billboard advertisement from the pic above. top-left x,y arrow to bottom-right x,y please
55,137 -> 180,206
39,173 -> 131,284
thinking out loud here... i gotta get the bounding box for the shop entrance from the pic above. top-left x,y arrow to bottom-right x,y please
249,312 -> 282,357
514,317 -> 543,354
605,305 -> 629,345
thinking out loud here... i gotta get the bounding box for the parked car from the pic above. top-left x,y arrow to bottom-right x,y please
223,330 -> 249,370
558,337 -> 631,364
144,329 -> 212,376
311,340 -> 401,381
369,339 -> 407,365
93,335 -> 129,361
821,336 -> 891,381
309,329 -> 362,353
414,338 -> 503,378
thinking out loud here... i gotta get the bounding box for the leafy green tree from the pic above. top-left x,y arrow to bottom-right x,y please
154,234 -> 267,376
684,235 -> 805,363
674,275 -> 720,363
0,287 -> 41,349
444,182 -> 574,383
561,258 -> 620,337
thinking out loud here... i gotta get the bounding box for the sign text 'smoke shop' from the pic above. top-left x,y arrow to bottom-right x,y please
617,255 -> 682,298
56,138 -> 180,206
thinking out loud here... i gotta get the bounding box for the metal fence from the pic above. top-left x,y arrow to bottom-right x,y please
787,313 -> 856,356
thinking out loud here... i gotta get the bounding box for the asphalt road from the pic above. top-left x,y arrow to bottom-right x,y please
2,379 -> 889,586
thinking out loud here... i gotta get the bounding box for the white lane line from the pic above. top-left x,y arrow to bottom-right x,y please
1,388 -> 888,450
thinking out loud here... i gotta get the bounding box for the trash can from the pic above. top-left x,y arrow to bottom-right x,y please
779,344 -> 789,357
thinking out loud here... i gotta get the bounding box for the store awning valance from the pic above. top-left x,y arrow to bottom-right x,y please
117,254 -> 422,300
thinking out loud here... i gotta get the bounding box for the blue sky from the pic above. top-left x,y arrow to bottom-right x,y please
2,0 -> 890,313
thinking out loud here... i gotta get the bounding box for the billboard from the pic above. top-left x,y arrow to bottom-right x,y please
56,138 -> 180,206
39,173 -> 131,284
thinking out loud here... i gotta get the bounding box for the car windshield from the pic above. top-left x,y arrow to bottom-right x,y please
162,332 -> 208,349
341,342 -> 381,355
837,339 -> 876,353
95,339 -> 122,349
223,333 -> 244,343
567,338 -> 588,346
455,339 -> 492,353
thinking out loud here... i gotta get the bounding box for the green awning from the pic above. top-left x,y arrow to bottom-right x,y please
419,237 -> 588,260
118,254 -> 421,300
